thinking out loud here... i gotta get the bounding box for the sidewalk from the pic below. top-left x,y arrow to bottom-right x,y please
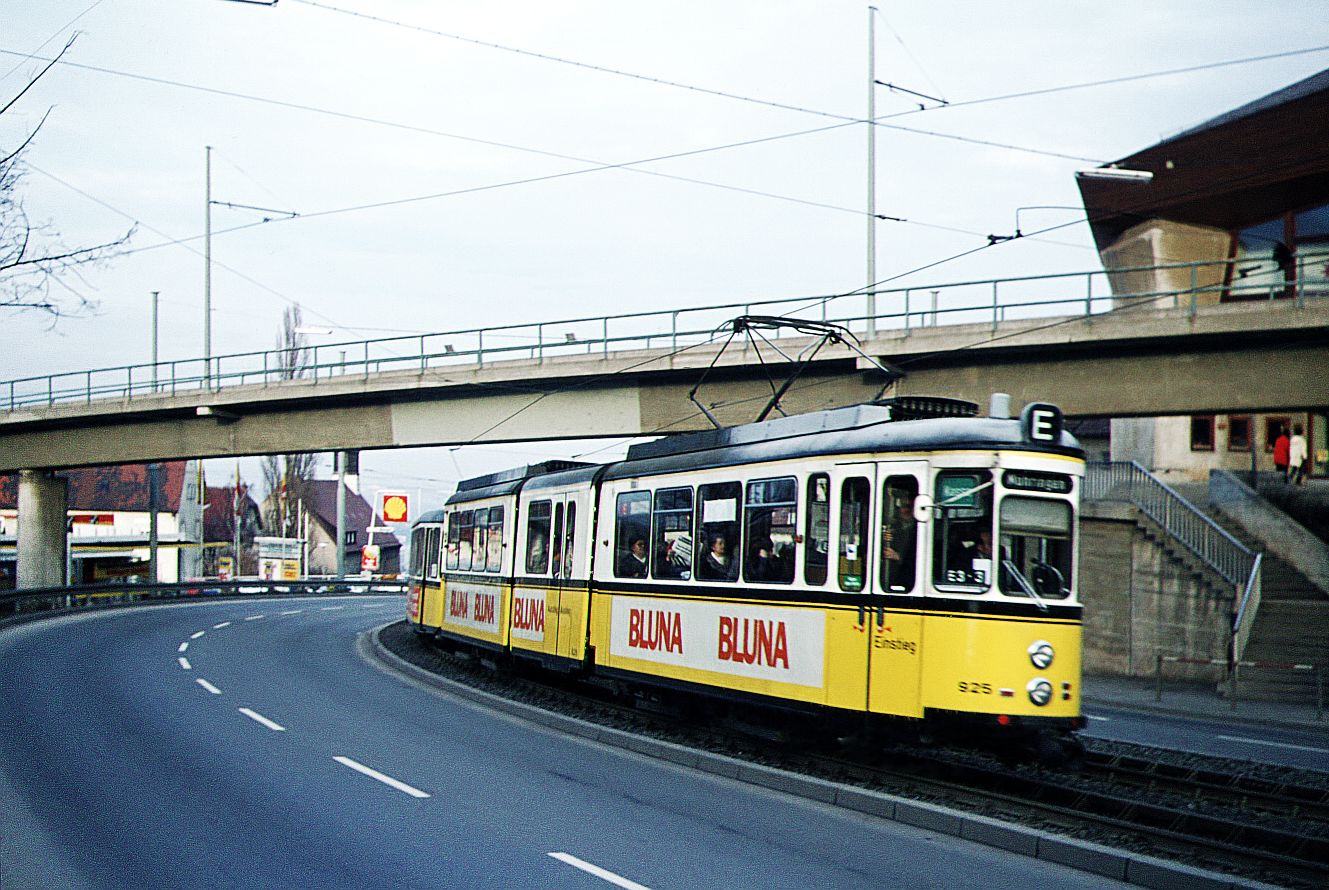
1083,672 -> 1329,734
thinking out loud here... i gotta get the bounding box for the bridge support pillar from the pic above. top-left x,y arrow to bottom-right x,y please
17,469 -> 68,589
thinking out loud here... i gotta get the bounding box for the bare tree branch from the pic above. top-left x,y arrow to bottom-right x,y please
1,33 -> 132,317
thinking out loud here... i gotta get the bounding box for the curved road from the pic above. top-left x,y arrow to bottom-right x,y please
0,597 -> 1125,889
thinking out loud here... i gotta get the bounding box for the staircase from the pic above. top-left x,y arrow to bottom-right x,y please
1085,465 -> 1329,703
1203,474 -> 1329,703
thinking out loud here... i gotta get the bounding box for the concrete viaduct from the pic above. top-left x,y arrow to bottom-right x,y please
4,295 -> 1328,586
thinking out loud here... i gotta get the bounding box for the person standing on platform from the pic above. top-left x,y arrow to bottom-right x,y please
1273,425 -> 1291,482
1289,423 -> 1309,486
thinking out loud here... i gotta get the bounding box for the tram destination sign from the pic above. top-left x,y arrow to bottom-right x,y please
1003,470 -> 1073,494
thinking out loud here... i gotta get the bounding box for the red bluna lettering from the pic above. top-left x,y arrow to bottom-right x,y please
629,608 -> 642,647
772,621 -> 789,669
718,615 -> 734,661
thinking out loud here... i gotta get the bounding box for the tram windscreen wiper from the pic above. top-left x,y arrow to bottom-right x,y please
1002,559 -> 1048,612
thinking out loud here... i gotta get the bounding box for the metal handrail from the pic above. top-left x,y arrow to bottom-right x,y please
5,255 -> 1326,412
1232,552 -> 1263,665
1084,461 -> 1257,589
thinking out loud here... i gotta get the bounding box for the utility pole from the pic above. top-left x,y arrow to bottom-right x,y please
233,462 -> 243,577
336,451 -> 347,580
151,290 -> 159,391
148,463 -> 161,583
204,146 -> 212,389
865,6 -> 878,339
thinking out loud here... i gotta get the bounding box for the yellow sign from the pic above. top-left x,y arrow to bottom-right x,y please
281,559 -> 300,580
361,544 -> 381,572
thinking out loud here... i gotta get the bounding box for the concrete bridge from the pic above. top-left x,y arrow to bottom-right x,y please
5,266 -> 1328,587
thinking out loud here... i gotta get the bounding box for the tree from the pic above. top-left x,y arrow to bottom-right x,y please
1,37 -> 133,316
261,304 -> 319,537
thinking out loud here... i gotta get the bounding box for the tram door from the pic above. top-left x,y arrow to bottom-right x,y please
867,462 -> 928,718
547,493 -> 585,660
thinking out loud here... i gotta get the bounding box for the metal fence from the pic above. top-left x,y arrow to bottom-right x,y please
5,256 -> 1326,412
0,579 -> 407,627
1084,461 -> 1260,591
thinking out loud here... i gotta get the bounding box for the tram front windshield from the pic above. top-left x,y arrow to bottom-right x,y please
932,471 -> 1074,600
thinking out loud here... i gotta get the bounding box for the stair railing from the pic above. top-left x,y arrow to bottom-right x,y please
1083,461 -> 1262,664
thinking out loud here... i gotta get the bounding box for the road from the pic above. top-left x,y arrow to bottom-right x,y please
0,596 -> 1133,890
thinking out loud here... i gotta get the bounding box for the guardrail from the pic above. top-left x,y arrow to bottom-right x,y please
0,578 -> 407,627
1154,653 -> 1324,720
4,255 -> 1326,411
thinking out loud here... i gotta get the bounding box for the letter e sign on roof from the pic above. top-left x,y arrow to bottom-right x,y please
380,491 -> 410,524
1020,403 -> 1062,443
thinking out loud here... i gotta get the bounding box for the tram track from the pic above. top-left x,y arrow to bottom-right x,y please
380,621 -> 1329,889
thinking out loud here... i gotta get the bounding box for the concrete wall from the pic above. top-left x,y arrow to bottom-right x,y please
1080,502 -> 1232,681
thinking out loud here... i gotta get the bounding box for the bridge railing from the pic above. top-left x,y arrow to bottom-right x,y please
4,254 -> 1327,411
0,578 -> 407,628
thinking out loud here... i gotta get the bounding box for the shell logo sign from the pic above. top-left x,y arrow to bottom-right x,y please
379,492 -> 410,524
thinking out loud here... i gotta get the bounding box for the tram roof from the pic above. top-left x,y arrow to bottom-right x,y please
603,403 -> 1082,480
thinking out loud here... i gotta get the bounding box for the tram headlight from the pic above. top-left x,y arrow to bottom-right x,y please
1027,678 -> 1053,707
1028,640 -> 1055,670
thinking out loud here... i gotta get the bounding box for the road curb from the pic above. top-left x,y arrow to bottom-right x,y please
366,625 -> 1282,890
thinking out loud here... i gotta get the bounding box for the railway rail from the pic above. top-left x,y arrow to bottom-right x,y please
381,621 -> 1329,890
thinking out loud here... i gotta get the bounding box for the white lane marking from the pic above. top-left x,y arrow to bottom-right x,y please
1218,735 -> 1329,754
190,631 -> 206,640
333,756 -> 430,799
213,622 -> 232,629
238,708 -> 286,732
320,606 -> 344,611
1084,714 -> 1109,722
548,853 -> 653,890
196,678 -> 222,695
178,642 -> 189,653
280,610 -> 303,616
244,614 -> 265,621
178,657 -> 192,670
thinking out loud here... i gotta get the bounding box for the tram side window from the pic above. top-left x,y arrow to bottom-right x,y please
880,476 -> 919,593
470,508 -> 488,572
652,487 -> 693,581
562,503 -> 576,579
486,506 -> 504,572
444,517 -> 459,571
426,527 -> 441,581
615,491 -> 651,579
696,482 -> 741,582
999,497 -> 1073,600
410,529 -> 422,576
551,504 -> 564,579
525,500 -> 552,574
744,477 -> 797,584
805,474 -> 830,586
455,510 -> 474,571
838,478 -> 871,592
932,471 -> 995,591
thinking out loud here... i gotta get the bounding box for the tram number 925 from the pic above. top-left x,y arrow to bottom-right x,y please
957,681 -> 992,695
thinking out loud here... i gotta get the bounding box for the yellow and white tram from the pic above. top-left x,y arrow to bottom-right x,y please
407,397 -> 1085,738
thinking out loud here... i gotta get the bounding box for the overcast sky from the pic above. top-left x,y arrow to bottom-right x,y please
4,0 -> 1327,515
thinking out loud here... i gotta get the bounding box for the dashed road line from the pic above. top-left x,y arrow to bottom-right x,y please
178,642 -> 189,653
1218,735 -> 1329,754
190,631 -> 206,640
238,708 -> 286,732
196,678 -> 222,695
548,853 -> 652,890
213,622 -> 232,629
1084,714 -> 1109,722
244,615 -> 265,621
178,657 -> 192,670
333,756 -> 430,798
320,606 -> 344,612
280,610 -> 303,616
